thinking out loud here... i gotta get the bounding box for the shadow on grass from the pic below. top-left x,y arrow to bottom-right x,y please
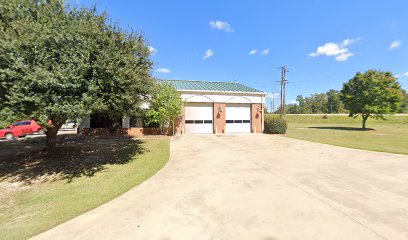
0,136 -> 145,184
308,126 -> 375,131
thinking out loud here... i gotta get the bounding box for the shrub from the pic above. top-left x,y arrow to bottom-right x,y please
264,117 -> 288,134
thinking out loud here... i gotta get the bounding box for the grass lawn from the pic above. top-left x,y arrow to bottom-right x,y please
268,114 -> 408,155
0,136 -> 169,240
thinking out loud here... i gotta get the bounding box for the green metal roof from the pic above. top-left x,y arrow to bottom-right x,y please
159,79 -> 264,93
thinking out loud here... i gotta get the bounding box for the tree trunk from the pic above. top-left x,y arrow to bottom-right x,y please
172,121 -> 175,136
45,127 -> 59,150
362,114 -> 369,129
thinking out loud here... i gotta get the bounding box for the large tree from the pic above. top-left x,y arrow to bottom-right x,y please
0,0 -> 154,149
341,70 -> 403,129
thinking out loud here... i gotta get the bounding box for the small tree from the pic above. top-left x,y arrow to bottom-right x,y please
341,70 -> 403,129
145,83 -> 182,135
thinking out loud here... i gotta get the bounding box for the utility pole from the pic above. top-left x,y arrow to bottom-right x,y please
271,95 -> 274,113
270,92 -> 277,113
277,66 -> 289,117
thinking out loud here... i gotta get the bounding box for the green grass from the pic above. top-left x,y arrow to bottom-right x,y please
0,137 -> 169,240
267,114 -> 408,155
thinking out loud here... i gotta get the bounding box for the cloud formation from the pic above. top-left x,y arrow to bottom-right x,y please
148,46 -> 157,55
248,49 -> 258,55
157,68 -> 171,73
249,49 -> 269,56
389,40 -> 401,50
309,38 -> 361,62
209,20 -> 234,32
396,72 -> 408,78
260,49 -> 270,56
203,49 -> 214,60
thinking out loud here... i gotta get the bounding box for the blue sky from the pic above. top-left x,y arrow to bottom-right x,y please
74,0 -> 408,110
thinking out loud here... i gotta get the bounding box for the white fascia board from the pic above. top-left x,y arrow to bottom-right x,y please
181,93 -> 264,104
177,89 -> 266,96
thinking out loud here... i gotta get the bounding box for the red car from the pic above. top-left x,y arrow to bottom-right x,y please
0,120 -> 43,141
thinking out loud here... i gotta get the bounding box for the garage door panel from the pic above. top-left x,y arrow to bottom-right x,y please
226,104 -> 251,133
184,103 -> 213,134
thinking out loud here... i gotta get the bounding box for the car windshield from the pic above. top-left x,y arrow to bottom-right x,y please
13,121 -> 30,126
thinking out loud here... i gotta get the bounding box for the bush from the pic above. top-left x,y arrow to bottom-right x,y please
264,117 -> 288,134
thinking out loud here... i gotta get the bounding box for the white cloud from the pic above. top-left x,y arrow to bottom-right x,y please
203,49 -> 214,60
157,68 -> 171,74
209,20 -> 234,32
389,40 -> 402,50
260,48 -> 270,56
249,48 -> 270,56
309,38 -> 360,62
148,46 -> 157,55
396,72 -> 408,78
342,37 -> 361,47
249,49 -> 258,55
335,52 -> 354,62
290,100 -> 298,104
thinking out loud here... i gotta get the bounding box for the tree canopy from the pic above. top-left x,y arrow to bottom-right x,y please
398,89 -> 408,113
145,83 -> 183,135
282,90 -> 345,114
341,70 -> 403,129
0,0 -> 154,148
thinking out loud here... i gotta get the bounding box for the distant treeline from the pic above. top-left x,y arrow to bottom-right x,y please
271,89 -> 408,114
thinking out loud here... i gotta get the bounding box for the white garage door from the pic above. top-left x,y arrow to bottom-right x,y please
184,103 -> 213,134
225,104 -> 251,133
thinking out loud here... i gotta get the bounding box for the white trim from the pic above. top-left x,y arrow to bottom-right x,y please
182,93 -> 263,104
225,96 -> 252,103
184,95 -> 215,102
177,89 -> 266,96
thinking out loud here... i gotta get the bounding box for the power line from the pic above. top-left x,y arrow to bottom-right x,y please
269,92 -> 278,113
277,66 -> 289,117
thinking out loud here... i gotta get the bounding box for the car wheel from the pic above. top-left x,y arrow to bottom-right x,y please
5,133 -> 15,141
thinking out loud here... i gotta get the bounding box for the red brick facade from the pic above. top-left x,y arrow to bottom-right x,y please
213,103 -> 226,134
81,102 -> 264,136
251,103 -> 263,133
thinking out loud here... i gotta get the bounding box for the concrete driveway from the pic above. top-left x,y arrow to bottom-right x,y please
33,134 -> 408,240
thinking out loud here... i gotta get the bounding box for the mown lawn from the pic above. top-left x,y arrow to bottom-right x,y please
0,137 -> 169,240
267,114 -> 408,155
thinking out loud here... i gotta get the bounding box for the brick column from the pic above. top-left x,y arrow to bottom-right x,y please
213,103 -> 225,134
251,103 -> 262,133
174,105 -> 185,134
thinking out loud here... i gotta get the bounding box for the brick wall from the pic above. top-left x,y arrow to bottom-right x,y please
80,127 -> 172,137
213,103 -> 226,134
251,103 -> 263,133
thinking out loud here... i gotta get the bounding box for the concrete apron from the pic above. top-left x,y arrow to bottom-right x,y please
32,134 -> 408,240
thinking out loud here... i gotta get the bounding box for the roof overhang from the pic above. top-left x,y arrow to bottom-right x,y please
177,89 -> 266,96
